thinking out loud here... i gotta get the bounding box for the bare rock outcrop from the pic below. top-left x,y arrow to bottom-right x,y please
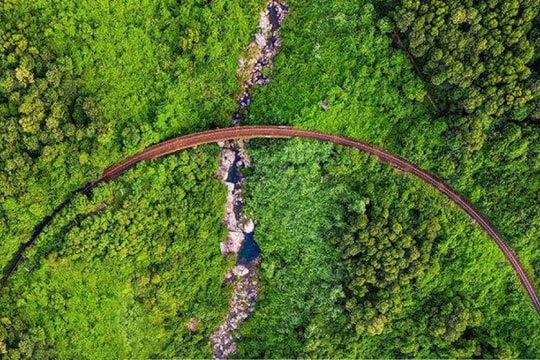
210,260 -> 260,359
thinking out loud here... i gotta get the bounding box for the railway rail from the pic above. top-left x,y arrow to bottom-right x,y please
2,125 -> 539,317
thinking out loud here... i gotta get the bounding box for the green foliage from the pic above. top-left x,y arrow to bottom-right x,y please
232,1 -> 540,354
236,139 -> 346,358
0,0 -> 261,270
246,1 -> 432,144
395,0 -> 539,121
385,0 -> 540,288
243,0 -> 540,340
237,140 -> 540,358
0,146 -> 230,358
1,0 -> 539,358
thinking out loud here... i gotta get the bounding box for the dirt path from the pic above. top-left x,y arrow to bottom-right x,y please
2,125 -> 539,319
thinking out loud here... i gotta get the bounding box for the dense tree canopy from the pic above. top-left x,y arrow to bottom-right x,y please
0,0 -> 261,268
0,146 -> 230,358
0,0 -> 539,357
396,0 -> 538,121
235,140 -> 540,358
391,0 -> 539,152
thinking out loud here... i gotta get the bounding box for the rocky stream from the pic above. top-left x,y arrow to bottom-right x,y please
209,1 -> 288,358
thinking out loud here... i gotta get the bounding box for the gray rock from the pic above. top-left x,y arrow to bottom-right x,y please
232,265 -> 249,277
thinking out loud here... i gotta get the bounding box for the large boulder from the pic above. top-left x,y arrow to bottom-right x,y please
232,265 -> 249,277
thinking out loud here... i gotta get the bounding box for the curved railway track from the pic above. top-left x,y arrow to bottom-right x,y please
2,125 -> 539,317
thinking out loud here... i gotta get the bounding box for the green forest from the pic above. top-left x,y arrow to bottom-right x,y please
238,140 -> 539,358
1,0 -> 539,358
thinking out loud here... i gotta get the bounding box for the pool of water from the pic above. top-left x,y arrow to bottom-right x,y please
237,232 -> 260,265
